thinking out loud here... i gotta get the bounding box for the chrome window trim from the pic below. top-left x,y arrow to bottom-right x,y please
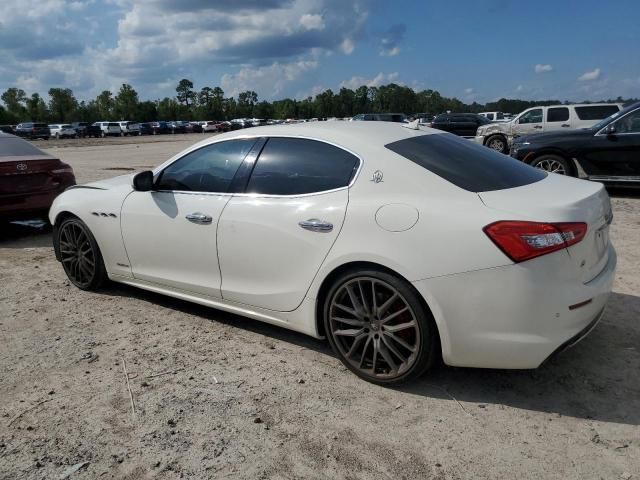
151,134 -> 364,199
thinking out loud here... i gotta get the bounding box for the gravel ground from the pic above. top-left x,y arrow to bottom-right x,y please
1,135 -> 639,480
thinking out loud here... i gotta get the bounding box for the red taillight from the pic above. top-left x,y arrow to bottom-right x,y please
484,221 -> 587,263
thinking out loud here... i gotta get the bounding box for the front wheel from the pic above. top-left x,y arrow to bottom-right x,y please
323,269 -> 438,385
530,154 -> 572,176
485,135 -> 508,154
55,217 -> 107,290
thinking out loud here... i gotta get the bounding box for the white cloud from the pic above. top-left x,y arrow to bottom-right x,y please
578,68 -> 601,82
340,38 -> 355,55
516,84 -> 524,92
221,60 -> 318,98
464,87 -> 474,94
381,47 -> 399,57
339,72 -> 400,90
534,64 -> 553,73
379,24 -> 405,57
299,13 -> 324,31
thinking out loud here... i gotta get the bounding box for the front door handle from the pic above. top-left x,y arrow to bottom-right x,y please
298,218 -> 333,233
561,124 -> 570,127
533,125 -> 542,129
186,212 -> 212,224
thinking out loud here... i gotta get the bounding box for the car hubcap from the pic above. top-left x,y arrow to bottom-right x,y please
489,139 -> 504,151
59,222 -> 96,286
328,277 -> 420,379
535,158 -> 567,175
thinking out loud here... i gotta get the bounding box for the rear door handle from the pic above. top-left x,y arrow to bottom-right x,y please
298,218 -> 333,232
186,212 -> 212,224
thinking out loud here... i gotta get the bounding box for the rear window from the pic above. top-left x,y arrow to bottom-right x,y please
575,105 -> 620,121
0,137 -> 48,157
385,133 -> 546,192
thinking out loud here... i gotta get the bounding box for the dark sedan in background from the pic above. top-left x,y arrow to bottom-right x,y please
0,132 -> 76,222
14,122 -> 50,140
511,102 -> 640,185
429,113 -> 491,138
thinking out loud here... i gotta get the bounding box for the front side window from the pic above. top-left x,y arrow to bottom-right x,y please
613,110 -> 640,134
547,107 -> 569,122
155,139 -> 257,192
485,113 -> 494,120
518,109 -> 543,124
246,138 -> 359,195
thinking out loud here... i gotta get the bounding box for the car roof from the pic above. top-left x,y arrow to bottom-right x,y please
191,121 -> 444,154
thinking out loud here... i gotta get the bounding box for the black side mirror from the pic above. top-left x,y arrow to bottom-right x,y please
133,170 -> 154,191
605,124 -> 616,135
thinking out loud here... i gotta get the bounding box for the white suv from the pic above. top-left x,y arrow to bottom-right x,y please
49,124 -> 77,139
93,122 -> 121,137
475,103 -> 623,153
118,121 -> 140,136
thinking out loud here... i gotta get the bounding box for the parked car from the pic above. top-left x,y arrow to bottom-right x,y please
200,121 -> 218,133
475,103 -> 624,153
71,122 -> 102,138
429,113 -> 492,138
118,121 -> 140,136
351,113 -> 408,122
49,122 -> 615,385
149,121 -> 171,135
14,123 -> 50,140
187,122 -> 203,133
479,111 -> 507,122
510,101 -> 640,185
167,121 -> 188,134
49,124 -> 78,139
93,122 -> 121,137
0,132 -> 76,221
138,123 -> 153,135
1,125 -> 15,134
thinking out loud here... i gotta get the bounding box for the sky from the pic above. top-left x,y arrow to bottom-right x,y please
1,0 -> 639,104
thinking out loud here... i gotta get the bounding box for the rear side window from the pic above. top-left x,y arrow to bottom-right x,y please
547,107 -> 570,122
246,138 -> 359,195
0,137 -> 48,156
575,105 -> 620,121
385,134 -> 546,192
156,139 -> 256,192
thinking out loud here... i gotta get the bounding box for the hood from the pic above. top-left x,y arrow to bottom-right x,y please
79,173 -> 134,190
477,121 -> 512,135
515,128 -> 594,144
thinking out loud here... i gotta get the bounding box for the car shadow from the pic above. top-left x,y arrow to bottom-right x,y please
0,220 -> 52,248
98,282 -> 640,426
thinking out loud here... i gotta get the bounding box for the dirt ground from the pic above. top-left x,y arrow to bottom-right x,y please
1,135 -> 639,480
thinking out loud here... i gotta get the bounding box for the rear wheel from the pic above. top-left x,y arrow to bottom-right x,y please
530,154 -> 572,176
485,135 -> 508,153
323,269 -> 438,385
55,217 -> 107,290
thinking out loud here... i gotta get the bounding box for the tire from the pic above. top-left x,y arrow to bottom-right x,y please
55,216 -> 107,291
323,268 -> 438,385
529,154 -> 572,176
485,135 -> 508,154
101,131 -> 105,138
54,133 -> 60,139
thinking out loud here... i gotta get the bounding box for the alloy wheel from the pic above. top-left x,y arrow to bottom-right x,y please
59,221 -> 97,288
328,277 -> 421,380
534,158 -> 567,175
488,137 -> 505,152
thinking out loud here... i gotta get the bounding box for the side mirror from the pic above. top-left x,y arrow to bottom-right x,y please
605,124 -> 616,135
133,170 -> 154,191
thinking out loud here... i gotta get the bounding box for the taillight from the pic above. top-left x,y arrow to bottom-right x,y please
484,221 -> 587,263
51,163 -> 74,175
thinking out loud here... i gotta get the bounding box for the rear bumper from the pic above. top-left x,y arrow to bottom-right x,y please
0,185 -> 72,220
412,244 -> 617,369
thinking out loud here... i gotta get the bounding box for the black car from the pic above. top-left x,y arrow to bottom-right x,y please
71,122 -> 102,138
429,113 -> 491,138
168,121 -> 188,134
352,113 -> 408,122
510,102 -> 640,185
14,122 -> 50,140
138,123 -> 153,135
0,125 -> 14,134
149,121 -> 171,135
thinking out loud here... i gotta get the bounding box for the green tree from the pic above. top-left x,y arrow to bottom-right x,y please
96,90 -> 115,119
114,83 -> 139,119
137,100 -> 158,121
25,93 -> 49,121
176,79 -> 196,108
1,88 -> 27,120
48,88 -> 78,122
237,90 -> 258,117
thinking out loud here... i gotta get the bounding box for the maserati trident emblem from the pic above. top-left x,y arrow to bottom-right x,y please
371,170 -> 384,183
16,163 -> 28,171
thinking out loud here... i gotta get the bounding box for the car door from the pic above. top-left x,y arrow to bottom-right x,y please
545,106 -> 571,132
217,137 -> 360,312
120,138 -> 259,297
513,108 -> 544,137
581,109 -> 640,178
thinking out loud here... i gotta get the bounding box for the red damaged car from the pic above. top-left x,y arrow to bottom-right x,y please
0,132 -> 76,222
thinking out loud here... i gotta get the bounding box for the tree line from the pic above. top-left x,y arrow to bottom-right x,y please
1,78 -> 636,125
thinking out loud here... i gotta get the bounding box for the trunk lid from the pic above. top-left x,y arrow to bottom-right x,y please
478,173 -> 612,283
0,156 -> 63,194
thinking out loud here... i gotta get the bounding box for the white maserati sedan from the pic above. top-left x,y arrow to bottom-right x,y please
50,122 -> 616,384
